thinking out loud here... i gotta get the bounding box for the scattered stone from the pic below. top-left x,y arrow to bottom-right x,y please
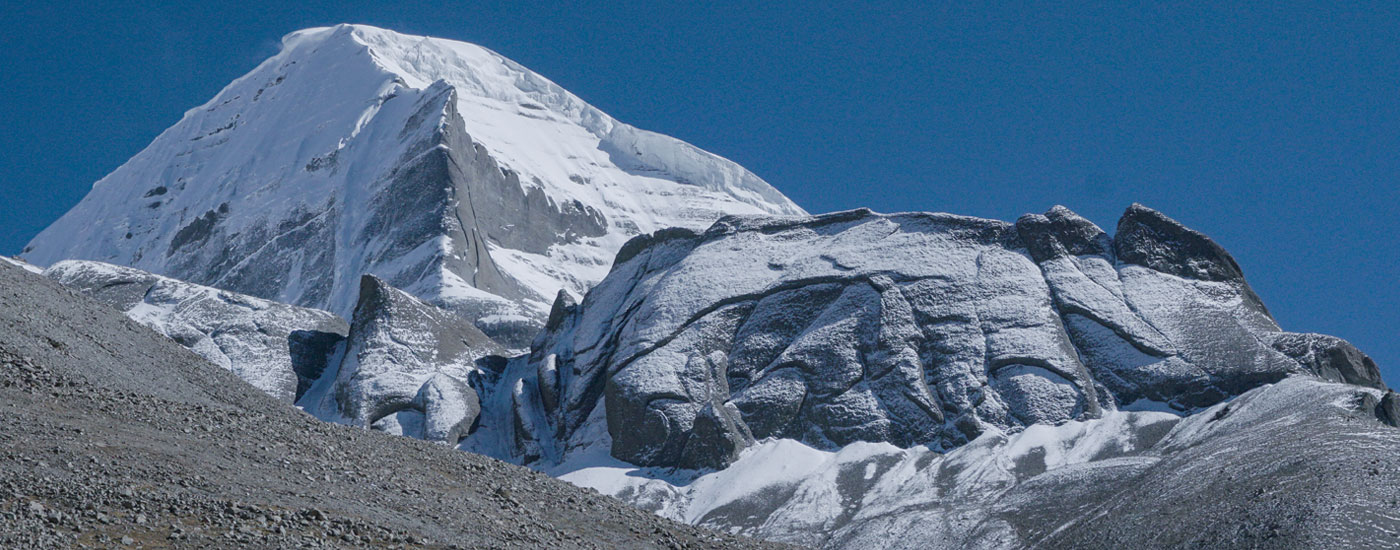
0,260 -> 785,549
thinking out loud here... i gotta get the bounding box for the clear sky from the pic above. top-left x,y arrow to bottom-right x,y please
2,2 -> 1396,384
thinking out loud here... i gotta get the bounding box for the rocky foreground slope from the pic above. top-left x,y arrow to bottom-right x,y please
0,260 -> 786,550
20,204 -> 1400,548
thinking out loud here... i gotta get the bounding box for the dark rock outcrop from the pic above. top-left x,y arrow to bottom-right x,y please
494,205 -> 1388,470
1114,203 -> 1247,282
1269,332 -> 1385,389
1016,204 -> 1114,262
1378,391 -> 1400,428
312,275 -> 502,444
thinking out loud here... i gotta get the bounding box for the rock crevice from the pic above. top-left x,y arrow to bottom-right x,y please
503,204 -> 1387,470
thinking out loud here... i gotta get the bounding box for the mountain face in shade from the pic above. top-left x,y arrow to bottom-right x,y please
22,24 -> 804,347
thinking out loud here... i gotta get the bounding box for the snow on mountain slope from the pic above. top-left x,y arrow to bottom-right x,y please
555,407 -> 1180,546
446,202 -> 1396,548
301,274 -> 502,445
554,378 -> 1400,549
43,260 -> 347,402
22,24 -> 804,345
0,256 -> 42,274
42,260 -> 500,446
485,204 -> 1384,472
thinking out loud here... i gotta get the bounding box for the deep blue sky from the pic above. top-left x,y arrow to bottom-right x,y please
2,2 -> 1396,384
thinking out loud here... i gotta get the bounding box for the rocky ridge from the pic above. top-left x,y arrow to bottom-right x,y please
493,204 -> 1386,471
473,204 -> 1398,549
17,191 -> 1399,550
38,261 -> 510,448
303,274 -> 503,444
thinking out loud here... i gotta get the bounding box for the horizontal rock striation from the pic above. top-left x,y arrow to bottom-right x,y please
494,204 -> 1387,469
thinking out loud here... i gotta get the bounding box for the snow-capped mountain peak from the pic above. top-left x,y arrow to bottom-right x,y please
24,24 -> 804,346
314,24 -> 799,215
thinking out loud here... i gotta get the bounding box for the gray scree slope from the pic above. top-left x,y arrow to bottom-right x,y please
0,260 -> 789,550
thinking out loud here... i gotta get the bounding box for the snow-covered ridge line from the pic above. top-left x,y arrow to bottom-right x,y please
23,24 -> 804,344
43,259 -> 348,403
321,24 -> 795,208
0,256 -> 42,274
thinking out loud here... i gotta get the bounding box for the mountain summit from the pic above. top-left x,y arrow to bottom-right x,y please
23,24 -> 804,345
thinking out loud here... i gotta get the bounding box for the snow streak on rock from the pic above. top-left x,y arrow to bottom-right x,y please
497,205 -> 1385,475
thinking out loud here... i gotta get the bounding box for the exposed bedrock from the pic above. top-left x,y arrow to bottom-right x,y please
1267,332 -> 1385,389
315,274 -> 502,444
1377,391 -> 1400,428
508,204 -> 1387,470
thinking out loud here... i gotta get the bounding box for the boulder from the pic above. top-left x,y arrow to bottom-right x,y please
318,275 -> 501,437
1269,332 -> 1385,389
1378,391 -> 1400,428
415,373 -> 481,444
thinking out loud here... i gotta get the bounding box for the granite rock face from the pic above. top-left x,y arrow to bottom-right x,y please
493,204 -> 1387,470
42,259 -> 347,402
1268,332 -> 1386,389
306,275 -> 502,444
